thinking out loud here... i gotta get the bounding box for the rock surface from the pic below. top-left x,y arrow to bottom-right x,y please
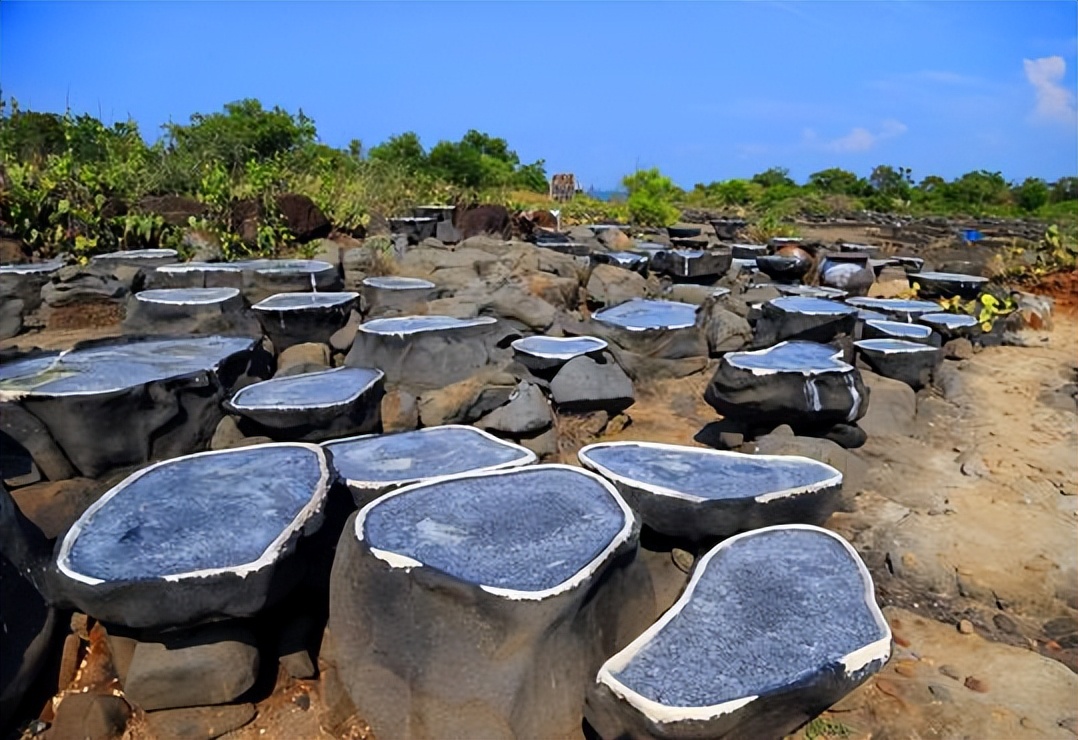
328,465 -> 649,740
586,525 -> 890,740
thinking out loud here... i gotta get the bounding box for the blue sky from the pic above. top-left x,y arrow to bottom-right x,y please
1,1 -> 1075,189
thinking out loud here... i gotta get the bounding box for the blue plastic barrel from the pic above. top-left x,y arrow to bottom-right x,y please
962,229 -> 983,242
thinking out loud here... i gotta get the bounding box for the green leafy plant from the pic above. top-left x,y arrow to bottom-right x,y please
622,168 -> 680,227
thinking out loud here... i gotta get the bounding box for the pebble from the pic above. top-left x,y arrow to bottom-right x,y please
894,661 -> 918,678
671,548 -> 695,573
939,664 -> 962,681
958,619 -> 974,634
964,676 -> 989,693
928,684 -> 953,703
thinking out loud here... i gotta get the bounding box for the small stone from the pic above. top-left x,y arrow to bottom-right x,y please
993,613 -> 1019,634
275,342 -> 331,378
928,684 -> 953,703
293,692 -> 311,712
146,703 -> 256,740
381,389 -> 419,433
329,310 -> 361,352
939,664 -> 962,680
894,661 -> 918,678
943,337 -> 974,360
718,431 -> 744,449
964,675 -> 989,693
958,619 -> 974,634
671,548 -> 695,573
50,692 -> 131,740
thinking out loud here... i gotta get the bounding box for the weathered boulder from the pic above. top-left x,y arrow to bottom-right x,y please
275,342 -> 331,377
415,370 -> 517,427
579,441 -> 843,542
475,381 -> 553,436
858,370 -> 917,437
41,265 -> 127,308
585,525 -> 890,740
587,264 -> 650,307
704,341 -> 869,431
275,193 -> 331,242
323,425 -> 536,506
0,298 -> 22,340
49,691 -> 131,739
456,204 -> 512,240
0,259 -> 64,312
123,621 -> 259,711
328,465 -> 649,740
52,443 -> 332,628
700,302 -> 753,355
550,354 -> 635,413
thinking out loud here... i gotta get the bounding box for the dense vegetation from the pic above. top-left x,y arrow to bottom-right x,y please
1,97 -> 1075,273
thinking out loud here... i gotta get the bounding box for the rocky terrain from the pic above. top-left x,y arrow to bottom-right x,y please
0,211 -> 1074,740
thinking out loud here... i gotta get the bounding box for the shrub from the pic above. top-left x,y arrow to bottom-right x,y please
622,168 -> 680,226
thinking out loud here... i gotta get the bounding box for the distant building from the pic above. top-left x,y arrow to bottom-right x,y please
549,173 -> 576,202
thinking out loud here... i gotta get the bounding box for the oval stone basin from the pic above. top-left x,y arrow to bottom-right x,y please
855,338 -> 941,389
770,296 -> 856,315
54,443 -> 332,628
0,336 -> 255,398
0,259 -> 65,275
774,284 -> 848,299
846,297 -> 941,320
148,261 -> 245,289
918,312 -> 981,337
511,335 -> 608,371
227,366 -> 384,441
135,287 -> 241,305
592,299 -> 698,331
586,525 -> 890,740
358,315 -> 497,336
723,341 -> 849,374
578,441 -> 842,540
90,248 -> 178,270
756,296 -> 858,345
252,292 -> 359,350
912,271 -> 988,299
361,276 -> 435,291
247,259 -> 340,300
356,465 -> 633,597
324,425 -> 537,505
862,319 -> 936,344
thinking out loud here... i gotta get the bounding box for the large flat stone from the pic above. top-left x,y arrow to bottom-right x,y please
328,465 -> 650,740
586,525 -> 891,739
53,443 -> 331,628
579,441 -> 842,541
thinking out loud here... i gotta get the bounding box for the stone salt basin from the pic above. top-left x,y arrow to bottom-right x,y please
578,441 -> 843,541
53,443 -> 332,628
329,464 -> 647,739
0,336 -> 258,478
323,425 -> 536,506
511,335 -> 608,371
585,525 -> 891,740
227,366 -> 384,441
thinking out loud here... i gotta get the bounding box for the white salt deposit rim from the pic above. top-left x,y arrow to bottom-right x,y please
92,248 -> 178,260
511,335 -> 608,360
55,442 -> 331,585
913,271 -> 988,283
227,366 -> 384,412
251,292 -> 359,311
577,441 -> 842,505
592,299 -> 698,331
864,319 -> 933,338
252,259 -> 335,274
595,523 -> 892,723
353,463 -> 634,601
724,340 -> 852,376
362,276 -> 435,290
918,312 -> 979,328
358,315 -> 497,336
0,259 -> 64,274
855,338 -> 940,354
156,262 -> 243,273
324,424 -> 537,494
135,287 -> 240,305
770,296 -> 857,316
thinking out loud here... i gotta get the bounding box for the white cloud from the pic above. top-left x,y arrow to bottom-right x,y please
807,119 -> 908,153
1023,56 -> 1077,124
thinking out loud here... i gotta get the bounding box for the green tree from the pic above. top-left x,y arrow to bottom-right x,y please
807,168 -> 866,196
948,170 -> 1010,211
1050,177 -> 1078,203
1013,177 -> 1050,212
162,99 -> 316,174
751,167 -> 795,189
367,132 -> 427,172
622,168 -> 680,226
